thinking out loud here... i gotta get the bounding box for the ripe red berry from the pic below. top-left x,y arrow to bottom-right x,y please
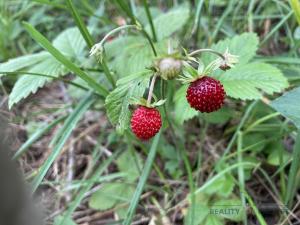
131,106 -> 162,140
186,76 -> 225,113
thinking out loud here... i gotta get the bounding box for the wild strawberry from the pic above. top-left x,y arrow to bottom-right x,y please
131,106 -> 162,140
186,76 -> 225,113
157,57 -> 182,80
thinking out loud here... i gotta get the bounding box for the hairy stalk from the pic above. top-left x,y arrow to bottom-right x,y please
90,24 -> 137,56
147,74 -> 158,106
188,48 -> 226,60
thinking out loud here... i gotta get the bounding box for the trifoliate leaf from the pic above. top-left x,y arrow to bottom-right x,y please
173,85 -> 198,124
105,71 -> 152,133
271,86 -> 300,129
218,63 -> 288,100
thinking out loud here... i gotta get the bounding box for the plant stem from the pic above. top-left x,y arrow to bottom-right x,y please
188,48 -> 226,60
147,74 -> 158,106
140,29 -> 158,56
101,57 -> 116,88
142,0 -> 157,42
90,24 -> 137,55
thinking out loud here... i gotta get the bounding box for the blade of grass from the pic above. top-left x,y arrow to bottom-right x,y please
33,0 -> 67,9
65,0 -> 116,88
218,100 -> 258,164
255,56 -> 300,65
23,22 -> 109,97
195,162 -> 257,194
244,191 -> 268,225
192,0 -> 205,42
1,71 -> 89,91
289,0 -> 300,25
58,149 -> 122,225
142,0 -> 157,42
13,115 -> 67,160
65,0 -> 93,48
115,0 -> 136,23
260,11 -> 293,46
211,0 -> 234,41
31,94 -> 95,193
285,131 -> 300,207
237,131 -> 248,225
122,132 -> 161,225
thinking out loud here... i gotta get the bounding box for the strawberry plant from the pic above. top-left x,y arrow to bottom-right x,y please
0,1 -> 300,225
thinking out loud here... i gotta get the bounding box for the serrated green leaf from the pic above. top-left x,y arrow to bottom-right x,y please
89,183 -> 135,211
174,85 -> 198,124
116,150 -> 143,181
0,52 -> 49,76
8,58 -> 66,108
146,5 -> 190,40
105,36 -> 143,60
53,27 -> 87,58
271,86 -> 300,129
203,32 -> 259,66
23,22 -> 108,97
105,71 -> 152,133
218,63 -> 288,100
112,39 -> 154,77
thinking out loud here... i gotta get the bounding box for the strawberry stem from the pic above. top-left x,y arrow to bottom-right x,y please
188,48 -> 225,60
90,25 -> 137,56
147,74 -> 158,106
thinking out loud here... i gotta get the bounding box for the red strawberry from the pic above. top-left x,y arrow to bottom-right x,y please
186,76 -> 225,113
131,106 -> 162,140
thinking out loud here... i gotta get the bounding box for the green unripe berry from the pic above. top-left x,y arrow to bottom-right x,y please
157,57 -> 182,80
